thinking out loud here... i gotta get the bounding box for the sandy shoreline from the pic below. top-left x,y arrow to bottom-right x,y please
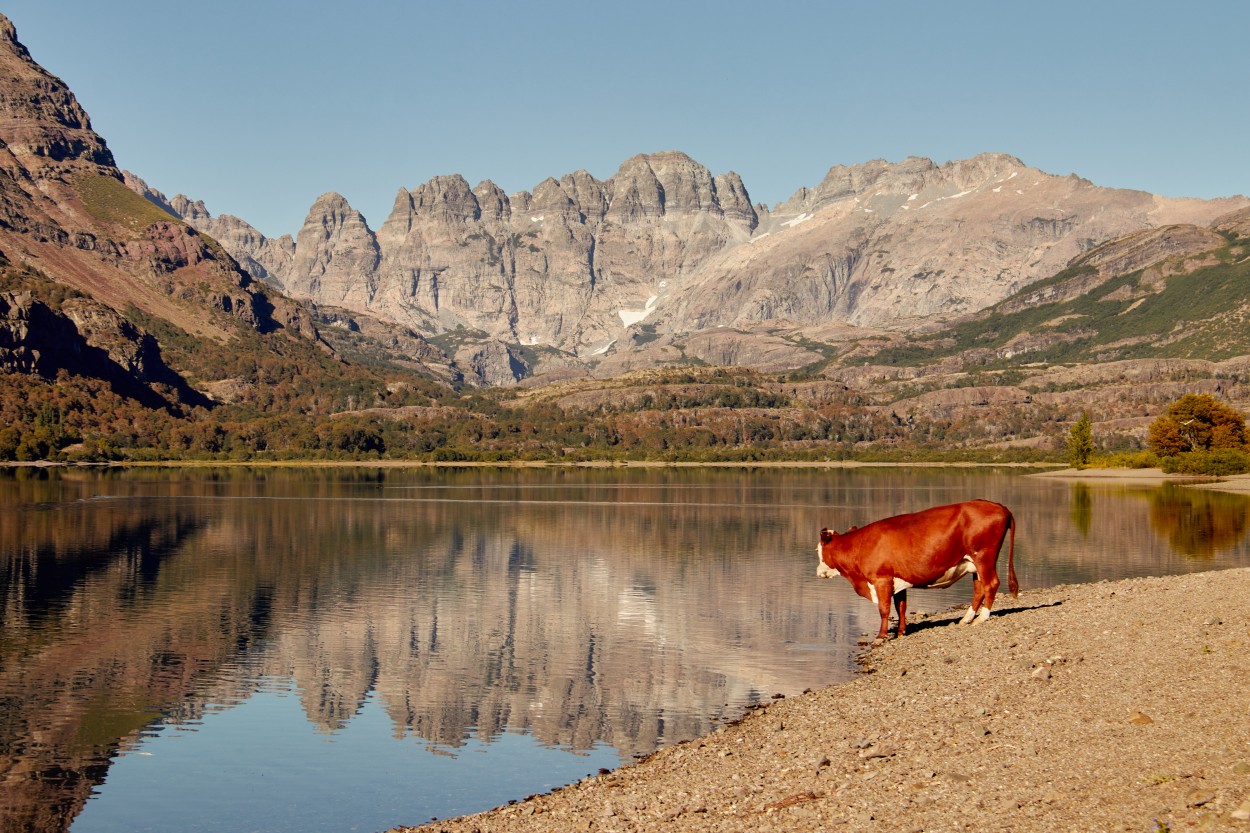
1033,466 -> 1250,494
1030,466 -> 1195,484
389,567 -> 1250,833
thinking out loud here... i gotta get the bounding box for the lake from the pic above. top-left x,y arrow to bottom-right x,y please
1,465 -> 1248,832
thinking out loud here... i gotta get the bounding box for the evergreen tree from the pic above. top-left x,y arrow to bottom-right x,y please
1067,412 -> 1094,469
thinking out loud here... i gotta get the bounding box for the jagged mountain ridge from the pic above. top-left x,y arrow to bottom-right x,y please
137,152 -> 760,356
144,149 -> 1248,385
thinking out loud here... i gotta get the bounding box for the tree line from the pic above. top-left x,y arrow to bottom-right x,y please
1068,393 -> 1250,474
4,320 -> 1245,468
1,369 -> 1071,464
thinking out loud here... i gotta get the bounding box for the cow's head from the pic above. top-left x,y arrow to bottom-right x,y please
816,528 -> 840,579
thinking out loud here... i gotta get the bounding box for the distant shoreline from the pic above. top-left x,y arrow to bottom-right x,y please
1032,466 -> 1250,493
7,459 -> 1250,493
2,459 -> 1062,470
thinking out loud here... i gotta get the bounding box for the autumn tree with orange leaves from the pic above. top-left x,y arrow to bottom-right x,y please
1148,394 -> 1247,456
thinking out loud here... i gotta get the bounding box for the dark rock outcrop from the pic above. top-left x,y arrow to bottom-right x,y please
0,289 -> 202,407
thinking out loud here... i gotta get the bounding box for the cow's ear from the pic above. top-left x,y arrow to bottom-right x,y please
820,528 -> 834,544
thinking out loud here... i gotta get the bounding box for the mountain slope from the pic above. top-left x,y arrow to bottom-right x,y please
0,16 -> 314,342
668,154 -> 1246,332
868,207 -> 1250,369
0,13 -> 333,406
0,12 -> 474,434
4,6 -> 1250,469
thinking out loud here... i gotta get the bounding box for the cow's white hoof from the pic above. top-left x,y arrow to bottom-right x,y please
958,606 -> 976,625
972,606 -> 992,624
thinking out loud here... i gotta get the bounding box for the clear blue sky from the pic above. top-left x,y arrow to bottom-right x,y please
6,1 -> 1247,239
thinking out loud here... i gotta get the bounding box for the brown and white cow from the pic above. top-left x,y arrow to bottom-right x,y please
817,499 -> 1017,642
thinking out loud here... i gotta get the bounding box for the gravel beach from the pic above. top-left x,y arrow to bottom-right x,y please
389,566 -> 1250,833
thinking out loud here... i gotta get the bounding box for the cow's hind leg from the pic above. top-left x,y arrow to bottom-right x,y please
960,573 -> 988,625
974,570 -> 1001,624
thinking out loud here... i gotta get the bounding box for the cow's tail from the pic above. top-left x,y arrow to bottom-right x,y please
1006,510 -> 1019,598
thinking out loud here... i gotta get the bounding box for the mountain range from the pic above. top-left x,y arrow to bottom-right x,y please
130,147 -> 1247,386
2,10 -> 1250,455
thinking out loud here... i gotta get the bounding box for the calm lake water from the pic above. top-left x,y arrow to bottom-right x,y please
2,465 -> 1248,833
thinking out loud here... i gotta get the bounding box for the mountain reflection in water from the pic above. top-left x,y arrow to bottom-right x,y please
1,466 -> 1248,833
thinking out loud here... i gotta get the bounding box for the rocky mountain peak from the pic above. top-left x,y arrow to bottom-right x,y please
634,150 -> 719,213
712,170 -> 757,229
941,152 -> 1028,189
162,141 -> 1248,383
826,155 -> 937,193
774,153 -> 1031,219
411,174 -> 480,223
0,14 -> 26,53
305,191 -> 358,221
472,179 -> 510,222
0,14 -> 114,174
605,154 -> 667,222
169,194 -> 210,222
560,169 -> 608,222
598,151 -> 757,231
529,176 -> 579,217
288,193 -> 379,305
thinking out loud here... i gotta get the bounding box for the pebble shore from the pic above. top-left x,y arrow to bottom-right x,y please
389,567 -> 1250,833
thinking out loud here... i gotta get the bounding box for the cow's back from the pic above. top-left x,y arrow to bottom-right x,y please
850,500 -> 1008,584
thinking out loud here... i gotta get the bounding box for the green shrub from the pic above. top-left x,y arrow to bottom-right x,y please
1159,449 -> 1250,476
1094,450 -> 1161,470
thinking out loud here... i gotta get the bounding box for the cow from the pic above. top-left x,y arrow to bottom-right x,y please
817,499 -> 1017,643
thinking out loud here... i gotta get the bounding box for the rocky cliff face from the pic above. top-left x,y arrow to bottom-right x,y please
370,151 -> 757,355
164,151 -> 759,361
163,149 -> 1247,383
7,11 -> 1249,391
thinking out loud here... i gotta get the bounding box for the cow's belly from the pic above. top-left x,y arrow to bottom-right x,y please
869,575 -> 926,603
915,555 -> 976,590
863,556 -> 977,604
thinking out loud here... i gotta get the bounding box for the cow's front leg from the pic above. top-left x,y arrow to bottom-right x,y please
872,578 -> 894,643
894,589 -> 908,637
